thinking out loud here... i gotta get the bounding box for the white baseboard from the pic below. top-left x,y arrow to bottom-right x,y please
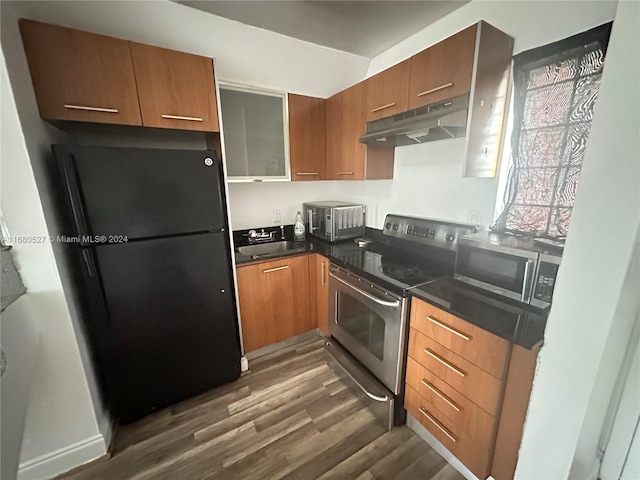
17,434 -> 107,480
407,413 -> 480,480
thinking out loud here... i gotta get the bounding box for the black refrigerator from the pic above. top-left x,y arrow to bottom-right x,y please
54,145 -> 241,423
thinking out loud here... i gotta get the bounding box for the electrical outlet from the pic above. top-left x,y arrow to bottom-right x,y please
273,210 -> 281,223
468,210 -> 483,225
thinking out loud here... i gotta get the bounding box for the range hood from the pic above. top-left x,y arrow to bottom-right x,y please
360,93 -> 470,147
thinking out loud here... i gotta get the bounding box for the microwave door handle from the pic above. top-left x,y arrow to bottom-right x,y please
308,209 -> 315,233
330,271 -> 400,308
522,259 -> 536,302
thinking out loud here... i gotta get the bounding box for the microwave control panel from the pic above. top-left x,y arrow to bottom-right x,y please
533,260 -> 560,303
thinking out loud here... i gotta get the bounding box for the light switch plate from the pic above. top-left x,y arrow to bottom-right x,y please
273,210 -> 281,223
468,210 -> 483,225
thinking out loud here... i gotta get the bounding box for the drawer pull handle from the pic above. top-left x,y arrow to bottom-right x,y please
427,316 -> 470,341
418,407 -> 457,443
64,104 -> 118,113
336,171 -> 354,175
417,82 -> 454,97
161,114 -> 204,122
371,102 -> 396,113
421,379 -> 460,412
296,172 -> 319,176
262,265 -> 289,274
425,348 -> 466,377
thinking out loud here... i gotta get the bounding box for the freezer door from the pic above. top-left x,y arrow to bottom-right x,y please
93,232 -> 240,423
55,145 -> 226,241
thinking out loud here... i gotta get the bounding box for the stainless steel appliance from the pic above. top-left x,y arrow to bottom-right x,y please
326,214 -> 479,430
455,231 -> 562,309
303,201 -> 365,242
360,94 -> 469,147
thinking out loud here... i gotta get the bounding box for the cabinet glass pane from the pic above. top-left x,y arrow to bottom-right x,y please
219,87 -> 287,179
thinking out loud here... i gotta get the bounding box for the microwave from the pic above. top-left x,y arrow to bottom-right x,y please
303,201 -> 365,242
454,232 -> 562,309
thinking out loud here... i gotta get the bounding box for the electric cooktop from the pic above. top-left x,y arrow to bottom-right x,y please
330,214 -> 480,295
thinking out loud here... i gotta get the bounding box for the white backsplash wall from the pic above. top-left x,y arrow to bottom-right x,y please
227,181 -> 338,230
336,138 -> 500,229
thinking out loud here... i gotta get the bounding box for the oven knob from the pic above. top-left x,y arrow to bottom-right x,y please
392,224 -> 399,231
385,222 -> 391,229
446,233 -> 455,241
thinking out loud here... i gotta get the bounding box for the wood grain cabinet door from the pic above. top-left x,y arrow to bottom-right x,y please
408,24 -> 478,109
325,82 -> 366,180
19,19 -> 142,126
315,254 -> 329,335
236,255 -> 313,353
130,43 -> 219,132
366,59 -> 410,121
288,94 -> 326,181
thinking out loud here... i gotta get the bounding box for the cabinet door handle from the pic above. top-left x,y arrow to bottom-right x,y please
321,261 -> 326,287
421,379 -> 460,412
424,348 -> 466,377
418,407 -> 457,442
427,316 -> 470,341
417,82 -> 454,97
161,114 -> 204,122
64,104 -> 118,113
336,171 -> 354,175
296,172 -> 319,176
262,265 -> 289,274
371,102 -> 396,113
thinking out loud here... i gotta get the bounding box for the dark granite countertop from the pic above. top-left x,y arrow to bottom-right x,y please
233,227 -> 547,349
233,224 -> 366,266
410,278 -> 548,350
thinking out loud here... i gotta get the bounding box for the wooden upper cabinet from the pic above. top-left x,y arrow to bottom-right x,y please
408,24 -> 478,109
19,19 -> 142,126
130,43 -> 219,132
288,94 -> 326,181
366,59 -> 410,121
326,81 -> 394,180
326,81 -> 366,180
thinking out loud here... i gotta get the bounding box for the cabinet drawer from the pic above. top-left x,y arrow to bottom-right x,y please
410,297 -> 511,379
405,384 -> 491,479
408,328 -> 503,416
406,357 -> 496,445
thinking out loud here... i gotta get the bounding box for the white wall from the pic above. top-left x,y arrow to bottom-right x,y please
0,51 -> 106,479
516,1 -> 640,478
570,227 -> 640,480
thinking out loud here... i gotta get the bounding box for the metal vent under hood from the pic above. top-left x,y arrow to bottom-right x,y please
360,94 -> 469,147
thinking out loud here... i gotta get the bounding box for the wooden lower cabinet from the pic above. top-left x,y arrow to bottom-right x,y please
310,254 -> 330,335
491,344 -> 541,480
405,384 -> 492,478
406,297 -> 540,480
236,255 -> 313,353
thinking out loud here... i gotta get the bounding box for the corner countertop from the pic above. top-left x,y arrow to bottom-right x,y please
410,278 -> 548,350
233,228 -> 547,349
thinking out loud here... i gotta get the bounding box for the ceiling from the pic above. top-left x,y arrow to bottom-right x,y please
175,1 -> 469,58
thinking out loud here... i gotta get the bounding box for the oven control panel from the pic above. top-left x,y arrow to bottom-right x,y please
383,214 -> 480,251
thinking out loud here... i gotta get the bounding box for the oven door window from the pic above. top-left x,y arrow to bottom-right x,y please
336,291 -> 385,360
457,246 -> 528,294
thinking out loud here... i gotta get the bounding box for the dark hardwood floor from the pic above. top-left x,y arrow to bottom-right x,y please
58,336 -> 464,480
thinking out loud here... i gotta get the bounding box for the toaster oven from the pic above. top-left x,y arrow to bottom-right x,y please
303,201 -> 365,242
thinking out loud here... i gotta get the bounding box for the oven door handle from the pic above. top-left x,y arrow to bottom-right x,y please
330,272 -> 400,308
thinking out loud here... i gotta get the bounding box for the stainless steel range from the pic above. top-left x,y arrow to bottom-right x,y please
325,214 -> 479,430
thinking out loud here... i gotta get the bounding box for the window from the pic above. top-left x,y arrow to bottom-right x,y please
218,84 -> 290,182
493,23 -> 612,238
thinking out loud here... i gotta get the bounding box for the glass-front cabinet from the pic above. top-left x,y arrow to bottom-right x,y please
218,83 -> 290,182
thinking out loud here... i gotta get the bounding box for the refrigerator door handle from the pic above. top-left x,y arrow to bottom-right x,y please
82,249 -> 96,277
60,154 -> 90,240
82,248 -> 111,321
